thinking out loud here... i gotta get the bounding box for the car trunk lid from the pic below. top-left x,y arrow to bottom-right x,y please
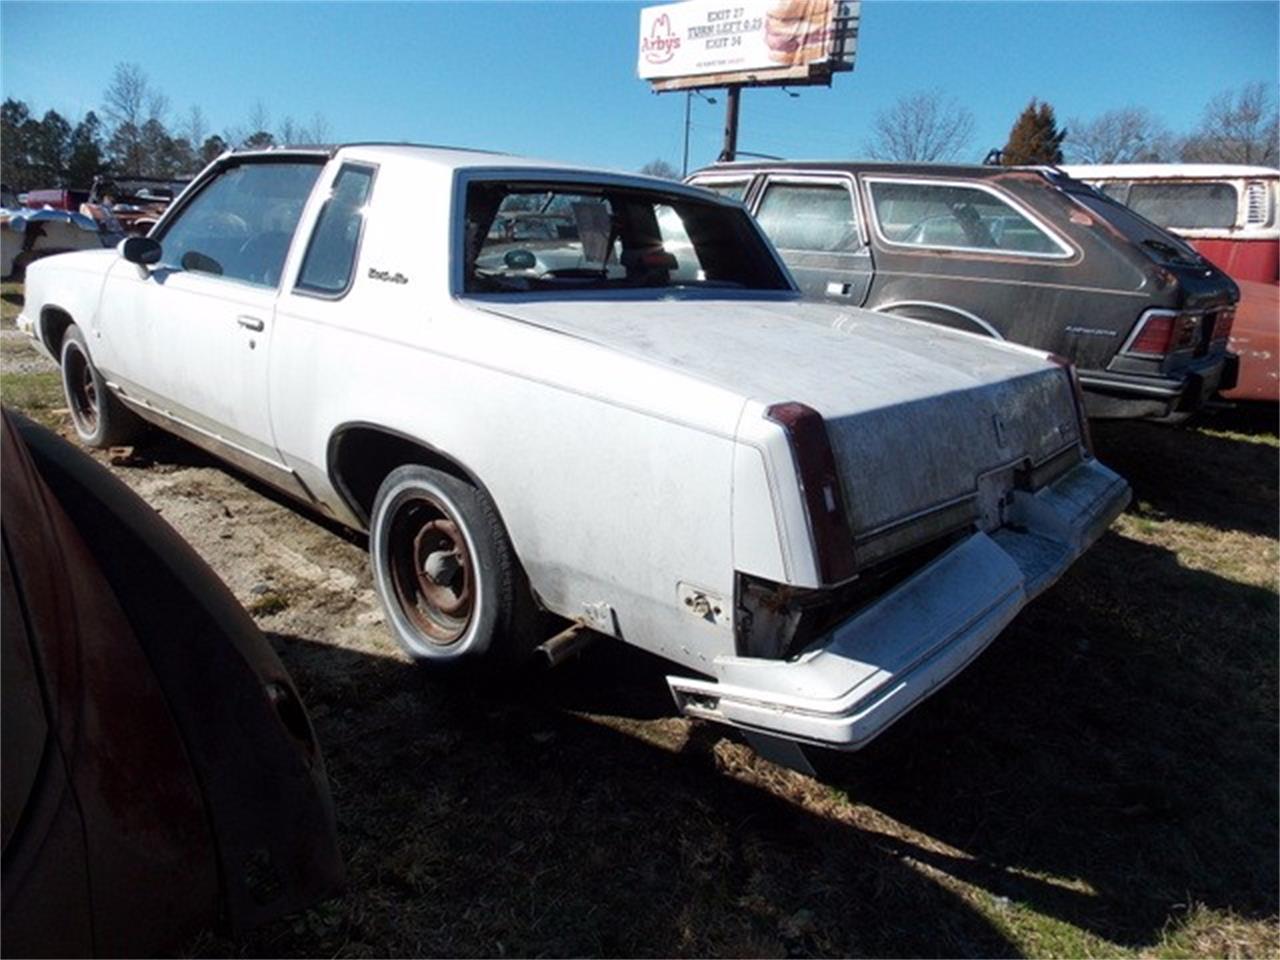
472,296 -> 1083,566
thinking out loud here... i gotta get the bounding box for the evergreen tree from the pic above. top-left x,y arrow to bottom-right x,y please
31,110 -> 72,185
199,134 -> 229,166
1,98 -> 33,188
1001,99 -> 1067,165
67,111 -> 108,188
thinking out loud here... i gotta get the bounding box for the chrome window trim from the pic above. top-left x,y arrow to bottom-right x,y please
149,154 -> 328,292
754,172 -> 869,253
863,175 -> 1076,260
449,168 -> 796,297
292,161 -> 380,301
686,174 -> 753,203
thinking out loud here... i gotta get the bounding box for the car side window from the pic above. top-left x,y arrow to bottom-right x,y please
867,179 -> 1069,257
295,164 -> 376,296
156,161 -> 323,287
699,180 -> 750,202
756,182 -> 862,253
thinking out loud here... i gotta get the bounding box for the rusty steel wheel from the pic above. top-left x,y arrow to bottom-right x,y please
64,340 -> 99,435
370,464 -> 535,671
59,324 -> 142,449
387,495 -> 475,645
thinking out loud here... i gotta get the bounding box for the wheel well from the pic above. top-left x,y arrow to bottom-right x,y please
40,307 -> 75,357
328,425 -> 479,527
879,302 -> 1002,339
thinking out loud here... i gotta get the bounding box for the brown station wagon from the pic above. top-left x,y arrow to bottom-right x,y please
688,161 -> 1240,420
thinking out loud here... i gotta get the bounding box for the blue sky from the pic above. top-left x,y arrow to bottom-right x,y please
2,0 -> 1276,173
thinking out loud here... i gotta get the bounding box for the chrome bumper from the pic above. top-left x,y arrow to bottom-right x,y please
668,456 -> 1131,751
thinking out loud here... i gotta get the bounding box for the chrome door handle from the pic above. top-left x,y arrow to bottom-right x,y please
237,316 -> 265,332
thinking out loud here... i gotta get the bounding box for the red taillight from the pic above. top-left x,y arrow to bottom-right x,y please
1213,307 -> 1236,343
1047,354 -> 1094,457
765,402 -> 856,584
1126,310 -> 1201,357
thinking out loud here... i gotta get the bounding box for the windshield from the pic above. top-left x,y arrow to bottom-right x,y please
1125,182 -> 1239,230
462,181 -> 791,294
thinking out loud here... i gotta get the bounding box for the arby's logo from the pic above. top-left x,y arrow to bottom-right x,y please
642,14 -> 681,63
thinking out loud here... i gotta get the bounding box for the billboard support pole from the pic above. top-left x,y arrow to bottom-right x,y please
720,87 -> 740,162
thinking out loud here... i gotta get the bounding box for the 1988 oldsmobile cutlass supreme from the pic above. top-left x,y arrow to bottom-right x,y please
19,145 -> 1130,759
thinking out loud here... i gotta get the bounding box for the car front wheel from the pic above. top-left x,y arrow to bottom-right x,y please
370,464 -> 534,673
60,324 -> 143,448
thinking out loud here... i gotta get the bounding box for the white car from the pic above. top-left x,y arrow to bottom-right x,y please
18,145 -> 1130,761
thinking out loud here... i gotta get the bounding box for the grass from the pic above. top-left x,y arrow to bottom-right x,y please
1,280 -> 22,327
1,279 -> 1275,958
0,370 -> 65,428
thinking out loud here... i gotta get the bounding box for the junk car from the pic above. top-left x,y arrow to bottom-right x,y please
1062,163 -> 1279,403
688,161 -> 1240,421
0,207 -> 119,279
1,409 -> 342,957
18,144 -> 1129,758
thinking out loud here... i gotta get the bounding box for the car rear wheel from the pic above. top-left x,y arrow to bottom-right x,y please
60,324 -> 143,448
370,464 -> 534,673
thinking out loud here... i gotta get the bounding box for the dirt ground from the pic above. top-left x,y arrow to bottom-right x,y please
2,279 -> 1277,958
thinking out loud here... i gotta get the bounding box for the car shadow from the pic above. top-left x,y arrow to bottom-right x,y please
112,427 -> 366,547
199,523 -> 1276,957
226,631 -> 1025,959
1092,418 -> 1278,538
817,529 -> 1278,948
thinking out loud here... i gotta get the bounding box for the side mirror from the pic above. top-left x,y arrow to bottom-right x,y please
118,235 -> 162,266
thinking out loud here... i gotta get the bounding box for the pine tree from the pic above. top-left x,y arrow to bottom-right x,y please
1001,99 -> 1067,165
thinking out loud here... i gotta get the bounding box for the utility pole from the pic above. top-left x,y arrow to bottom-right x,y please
682,92 -> 691,177
681,90 -> 717,177
720,87 -> 741,162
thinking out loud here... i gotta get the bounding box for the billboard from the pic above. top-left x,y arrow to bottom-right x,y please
638,0 -> 859,90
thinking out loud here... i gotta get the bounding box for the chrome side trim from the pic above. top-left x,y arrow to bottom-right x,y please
874,299 -> 1004,339
112,390 -> 318,503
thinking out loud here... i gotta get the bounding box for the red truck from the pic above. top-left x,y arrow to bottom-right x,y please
1064,164 -> 1279,403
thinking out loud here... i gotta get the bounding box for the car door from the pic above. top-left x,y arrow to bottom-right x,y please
93,157 -> 325,467
750,174 -> 874,304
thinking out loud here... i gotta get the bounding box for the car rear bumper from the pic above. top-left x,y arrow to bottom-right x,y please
667,456 -> 1130,751
1079,351 -> 1236,420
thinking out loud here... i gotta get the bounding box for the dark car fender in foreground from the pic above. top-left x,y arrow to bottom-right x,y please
1,410 -> 343,957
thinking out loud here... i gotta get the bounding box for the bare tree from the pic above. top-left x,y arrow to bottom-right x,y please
304,113 -> 331,146
1066,107 -> 1173,164
864,90 -> 975,163
1181,81 -> 1279,165
102,62 -> 148,130
639,158 -> 680,179
242,100 -> 272,147
184,105 -> 208,152
278,115 -> 301,146
103,62 -> 167,175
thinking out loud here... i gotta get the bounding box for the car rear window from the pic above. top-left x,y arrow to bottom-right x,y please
1125,182 -> 1239,230
1068,189 -> 1204,264
462,181 -> 790,294
866,179 -> 1069,257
